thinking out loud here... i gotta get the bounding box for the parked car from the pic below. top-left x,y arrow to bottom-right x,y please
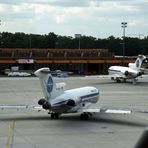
57,72 -> 68,77
8,72 -> 31,77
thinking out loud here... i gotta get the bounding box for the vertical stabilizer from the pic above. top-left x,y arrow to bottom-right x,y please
135,55 -> 146,69
34,68 -> 63,101
129,55 -> 147,70
135,55 -> 143,69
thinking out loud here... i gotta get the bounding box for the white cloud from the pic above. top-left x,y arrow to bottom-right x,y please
129,19 -> 148,26
0,0 -> 148,38
12,3 -> 34,13
33,4 -> 56,14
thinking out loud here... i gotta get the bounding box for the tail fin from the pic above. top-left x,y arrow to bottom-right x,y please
34,68 -> 64,102
135,55 -> 147,69
129,55 -> 147,70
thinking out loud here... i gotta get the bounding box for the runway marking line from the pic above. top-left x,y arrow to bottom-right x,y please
6,123 -> 11,148
5,121 -> 15,148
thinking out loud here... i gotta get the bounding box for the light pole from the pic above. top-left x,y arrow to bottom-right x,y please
121,22 -> 127,56
75,34 -> 81,49
0,20 -> 1,48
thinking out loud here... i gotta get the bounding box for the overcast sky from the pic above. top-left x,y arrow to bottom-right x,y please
0,0 -> 148,38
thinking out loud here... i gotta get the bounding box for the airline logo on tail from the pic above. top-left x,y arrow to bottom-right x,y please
47,76 -> 53,93
136,58 -> 140,68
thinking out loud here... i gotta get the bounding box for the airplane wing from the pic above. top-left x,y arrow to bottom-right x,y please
85,74 -> 123,79
77,105 -> 148,114
78,107 -> 131,114
1,104 -> 147,116
0,104 -> 132,114
0,105 -> 44,111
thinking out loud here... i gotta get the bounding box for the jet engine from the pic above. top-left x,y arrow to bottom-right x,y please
38,99 -> 51,110
124,71 -> 129,76
66,98 -> 81,107
137,71 -> 143,76
38,99 -> 46,105
42,101 -> 51,110
67,99 -> 75,106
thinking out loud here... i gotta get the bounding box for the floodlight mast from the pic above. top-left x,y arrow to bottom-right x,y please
0,20 -> 1,48
75,34 -> 81,49
121,22 -> 127,57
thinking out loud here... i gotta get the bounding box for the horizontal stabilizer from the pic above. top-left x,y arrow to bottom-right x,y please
34,67 -> 50,76
0,105 -> 44,111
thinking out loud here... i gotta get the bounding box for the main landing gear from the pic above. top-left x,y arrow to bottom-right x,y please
48,112 -> 91,120
48,112 -> 60,119
111,77 -> 122,83
80,113 -> 90,120
116,78 -> 121,83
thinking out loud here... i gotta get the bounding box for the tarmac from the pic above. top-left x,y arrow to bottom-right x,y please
0,76 -> 148,148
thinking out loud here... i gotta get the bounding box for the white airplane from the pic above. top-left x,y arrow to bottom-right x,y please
0,67 -> 135,120
86,55 -> 148,84
35,67 -> 100,120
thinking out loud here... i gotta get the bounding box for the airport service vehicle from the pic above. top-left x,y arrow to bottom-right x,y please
86,55 -> 148,85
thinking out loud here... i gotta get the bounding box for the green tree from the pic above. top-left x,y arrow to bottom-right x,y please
43,32 -> 58,48
56,36 -> 74,49
0,31 -> 148,56
79,36 -> 96,49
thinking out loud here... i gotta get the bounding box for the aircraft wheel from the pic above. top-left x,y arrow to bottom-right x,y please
116,79 -> 121,83
80,113 -> 89,120
111,77 -> 114,80
51,113 -> 55,119
123,78 -> 126,83
80,114 -> 84,120
84,113 -> 89,120
54,113 -> 59,119
51,113 -> 59,119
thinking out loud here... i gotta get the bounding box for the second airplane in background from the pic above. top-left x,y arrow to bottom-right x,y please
86,55 -> 148,84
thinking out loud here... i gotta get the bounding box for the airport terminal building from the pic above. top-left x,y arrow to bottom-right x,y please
0,48 -> 135,75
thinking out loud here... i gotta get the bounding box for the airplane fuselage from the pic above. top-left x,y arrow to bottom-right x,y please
108,66 -> 141,79
49,86 -> 99,114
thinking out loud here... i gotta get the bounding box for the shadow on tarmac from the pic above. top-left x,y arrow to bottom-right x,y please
0,113 -> 147,128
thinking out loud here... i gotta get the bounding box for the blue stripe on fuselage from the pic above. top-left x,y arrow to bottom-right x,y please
52,92 -> 99,106
108,69 -> 121,73
80,92 -> 99,100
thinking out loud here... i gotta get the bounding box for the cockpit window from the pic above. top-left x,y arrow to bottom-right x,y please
141,58 -> 148,69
